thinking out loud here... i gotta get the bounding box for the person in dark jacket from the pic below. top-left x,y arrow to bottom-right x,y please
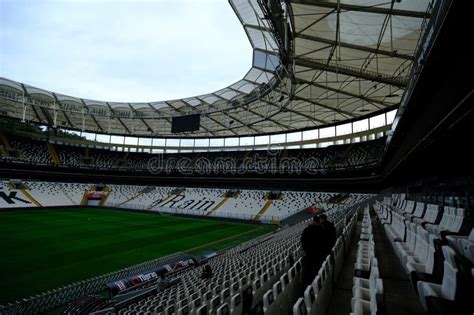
301,215 -> 327,286
201,265 -> 212,280
319,213 -> 337,253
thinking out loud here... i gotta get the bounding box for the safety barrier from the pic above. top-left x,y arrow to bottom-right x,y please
0,252 -> 188,315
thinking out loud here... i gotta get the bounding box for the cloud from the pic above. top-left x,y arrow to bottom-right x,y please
0,0 -> 253,102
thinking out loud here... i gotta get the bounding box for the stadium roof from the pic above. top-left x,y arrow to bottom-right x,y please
0,0 -> 434,137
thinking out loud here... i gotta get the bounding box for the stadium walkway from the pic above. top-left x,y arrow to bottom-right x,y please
327,209 -> 426,315
372,210 -> 425,315
326,219 -> 362,314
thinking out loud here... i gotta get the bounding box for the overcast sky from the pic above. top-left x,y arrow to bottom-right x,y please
0,0 -> 253,102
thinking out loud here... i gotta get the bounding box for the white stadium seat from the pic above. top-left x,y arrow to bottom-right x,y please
417,246 -> 460,310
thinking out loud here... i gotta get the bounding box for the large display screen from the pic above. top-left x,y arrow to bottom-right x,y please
171,114 -> 200,133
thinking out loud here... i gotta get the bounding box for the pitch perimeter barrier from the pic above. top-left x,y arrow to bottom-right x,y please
0,252 -> 188,315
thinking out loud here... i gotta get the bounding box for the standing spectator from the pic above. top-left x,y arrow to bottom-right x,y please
301,215 -> 327,286
200,265 -> 213,280
319,213 -> 337,253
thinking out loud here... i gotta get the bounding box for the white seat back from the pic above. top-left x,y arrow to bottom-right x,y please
406,223 -> 417,250
190,297 -> 202,314
164,304 -> 175,315
440,207 -> 455,230
196,304 -> 208,315
217,303 -> 230,315
441,246 -> 459,301
177,304 -> 189,315
263,289 -> 276,314
412,202 -> 425,217
424,235 -> 437,273
221,288 -> 231,304
450,209 -> 465,232
425,204 -> 440,223
292,297 -> 308,315
413,226 -> 430,261
261,272 -> 270,295
230,293 -> 242,315
210,296 -> 221,313
404,200 -> 416,214
303,284 -> 317,315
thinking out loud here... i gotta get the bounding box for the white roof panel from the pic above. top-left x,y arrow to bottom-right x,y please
0,0 -> 433,137
0,77 -> 23,92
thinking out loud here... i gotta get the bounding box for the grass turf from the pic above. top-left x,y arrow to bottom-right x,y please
0,207 -> 275,304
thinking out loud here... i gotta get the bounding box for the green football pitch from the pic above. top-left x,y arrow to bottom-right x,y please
0,207 -> 276,305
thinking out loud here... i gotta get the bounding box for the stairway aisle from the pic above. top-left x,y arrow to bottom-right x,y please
326,219 -> 362,315
326,207 -> 426,315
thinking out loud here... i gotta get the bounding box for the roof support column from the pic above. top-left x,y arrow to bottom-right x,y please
21,91 -> 26,122
81,103 -> 85,131
53,99 -> 58,127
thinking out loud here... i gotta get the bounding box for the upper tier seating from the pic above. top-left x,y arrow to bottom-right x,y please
9,139 -> 51,165
1,134 -> 386,175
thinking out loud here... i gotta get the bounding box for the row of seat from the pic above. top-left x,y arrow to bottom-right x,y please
350,207 -> 384,315
379,196 -> 472,264
375,195 -> 473,314
114,204 -> 360,315
115,219 -> 307,315
232,207 -> 359,315
388,197 -> 467,239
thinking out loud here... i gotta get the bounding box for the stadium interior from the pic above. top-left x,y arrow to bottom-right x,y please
0,0 -> 473,314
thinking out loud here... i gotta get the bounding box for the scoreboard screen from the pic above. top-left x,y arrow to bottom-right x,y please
171,114 -> 200,133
